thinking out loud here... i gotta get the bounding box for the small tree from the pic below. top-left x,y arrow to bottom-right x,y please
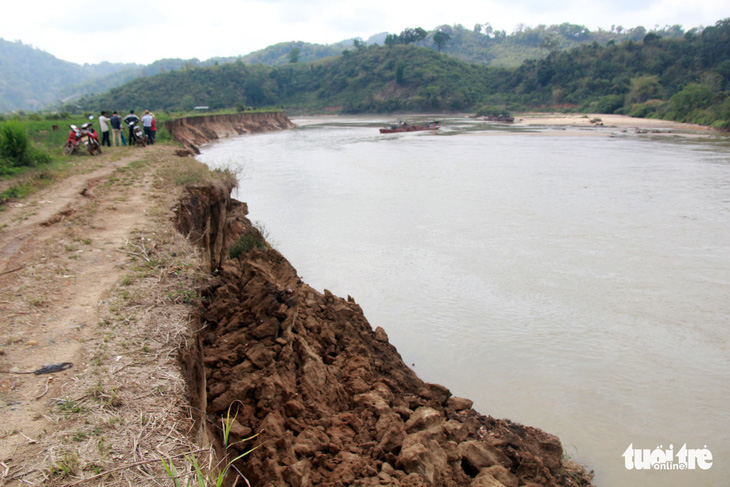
288,47 -> 300,64
395,61 -> 405,84
625,75 -> 661,105
433,31 -> 451,52
400,27 -> 427,44
181,94 -> 195,111
540,35 -> 560,52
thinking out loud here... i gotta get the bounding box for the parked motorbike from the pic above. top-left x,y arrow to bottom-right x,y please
127,120 -> 146,147
63,116 -> 101,155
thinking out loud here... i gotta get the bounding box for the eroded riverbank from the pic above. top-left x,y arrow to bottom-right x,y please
170,111 -> 594,486
175,179 -> 594,486
0,112 -> 594,486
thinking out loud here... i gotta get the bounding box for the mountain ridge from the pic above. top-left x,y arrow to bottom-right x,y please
0,23 -> 697,113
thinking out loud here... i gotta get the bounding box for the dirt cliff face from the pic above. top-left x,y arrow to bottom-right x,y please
164,112 -> 296,152
173,178 -> 247,271
174,185 -> 593,487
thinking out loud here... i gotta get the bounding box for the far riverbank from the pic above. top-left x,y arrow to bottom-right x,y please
514,112 -> 712,132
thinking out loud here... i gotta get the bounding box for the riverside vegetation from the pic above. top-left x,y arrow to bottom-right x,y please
57,18 -> 730,129
3,19 -> 730,127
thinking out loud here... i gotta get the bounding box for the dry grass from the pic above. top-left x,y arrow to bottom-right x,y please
158,157 -> 239,189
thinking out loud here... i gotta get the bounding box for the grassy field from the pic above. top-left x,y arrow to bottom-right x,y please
0,107 -> 282,203
0,112 -> 165,201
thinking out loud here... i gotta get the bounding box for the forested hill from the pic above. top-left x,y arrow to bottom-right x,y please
239,40 -> 351,65
498,19 -> 730,126
0,39 -> 244,113
74,45 -> 494,114
0,21 -> 707,114
0,39 -> 137,112
419,22 -> 688,67
73,19 -> 730,128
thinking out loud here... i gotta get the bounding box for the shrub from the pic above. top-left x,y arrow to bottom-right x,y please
666,83 -> 714,122
229,227 -> 269,259
0,121 -> 30,163
711,96 -> 730,130
592,95 -> 625,114
0,121 -> 52,172
155,125 -> 172,142
628,100 -> 665,118
475,105 -> 511,117
710,119 -> 730,130
625,76 -> 662,105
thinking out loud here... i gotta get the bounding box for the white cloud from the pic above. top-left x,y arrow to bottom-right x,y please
1,0 -> 727,64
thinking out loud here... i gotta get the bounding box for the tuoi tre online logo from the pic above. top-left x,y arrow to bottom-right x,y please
623,443 -> 713,470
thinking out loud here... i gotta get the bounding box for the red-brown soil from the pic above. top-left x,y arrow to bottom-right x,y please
174,181 -> 594,487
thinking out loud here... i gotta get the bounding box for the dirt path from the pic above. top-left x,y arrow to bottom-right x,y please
0,148 -> 153,454
0,146 -> 211,485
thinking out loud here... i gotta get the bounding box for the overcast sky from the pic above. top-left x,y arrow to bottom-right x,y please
2,0 -> 728,65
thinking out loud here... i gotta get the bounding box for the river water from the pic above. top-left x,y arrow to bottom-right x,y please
198,115 -> 730,487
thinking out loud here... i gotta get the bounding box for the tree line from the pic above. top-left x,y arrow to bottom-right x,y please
68,18 -> 730,129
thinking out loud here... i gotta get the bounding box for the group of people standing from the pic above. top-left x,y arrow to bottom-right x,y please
97,109 -> 157,147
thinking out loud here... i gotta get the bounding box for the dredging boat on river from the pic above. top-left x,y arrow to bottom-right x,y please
380,120 -> 441,134
483,114 -> 515,123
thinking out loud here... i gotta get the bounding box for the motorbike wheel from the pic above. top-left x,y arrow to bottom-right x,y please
136,138 -> 146,148
63,142 -> 74,155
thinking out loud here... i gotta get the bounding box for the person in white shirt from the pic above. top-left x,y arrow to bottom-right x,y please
99,111 -> 111,147
141,110 -> 154,145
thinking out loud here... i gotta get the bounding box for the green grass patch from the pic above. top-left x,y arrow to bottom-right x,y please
56,399 -> 85,414
166,286 -> 198,304
229,225 -> 270,258
50,453 -> 79,479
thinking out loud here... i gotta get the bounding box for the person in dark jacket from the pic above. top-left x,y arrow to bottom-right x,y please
110,111 -> 123,146
124,110 -> 140,145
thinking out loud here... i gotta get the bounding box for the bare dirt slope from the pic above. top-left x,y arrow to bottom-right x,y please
182,205 -> 594,487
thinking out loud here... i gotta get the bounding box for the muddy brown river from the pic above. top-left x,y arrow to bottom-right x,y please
199,115 -> 730,487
